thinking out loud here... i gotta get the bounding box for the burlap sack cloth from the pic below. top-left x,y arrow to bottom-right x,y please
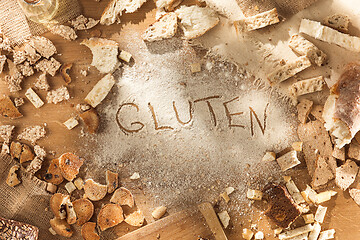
0,0 -> 81,46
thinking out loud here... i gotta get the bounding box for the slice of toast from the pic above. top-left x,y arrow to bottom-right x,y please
97,204 -> 124,231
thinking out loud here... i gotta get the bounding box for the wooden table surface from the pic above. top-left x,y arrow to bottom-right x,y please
1,0 -> 360,239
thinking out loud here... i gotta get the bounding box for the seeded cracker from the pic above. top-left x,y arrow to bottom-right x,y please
335,160 -> 359,190
0,216 -> 39,239
5,60 -> 24,93
14,97 -> 25,107
47,86 -> 70,104
18,125 -> 46,144
0,125 -> 14,143
0,95 -> 23,119
297,99 -> 313,123
312,155 -> 334,188
310,104 -> 325,123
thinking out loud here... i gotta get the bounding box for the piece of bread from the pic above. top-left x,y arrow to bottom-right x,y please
262,183 -> 301,228
46,86 -> 70,104
0,95 -> 23,119
300,19 -> 360,52
63,117 -> 79,130
24,43 -> 41,65
348,140 -> 360,160
100,0 -> 147,25
285,180 -> 305,204
335,160 -> 358,190
26,156 -> 44,174
4,60 -> 24,93
79,108 -> 100,134
323,63 -> 360,148
0,216 -> 39,240
97,203 -> 124,231
13,49 -> 26,65
58,152 -> 84,181
289,34 -> 327,66
217,211 -> 230,229
309,222 -> 321,240
175,5 -> 219,40
0,125 -> 14,143
60,63 -> 73,84
278,224 -> 314,240
66,200 -> 77,225
29,36 -> 56,59
106,170 -> 118,193
324,14 -> 349,33
49,25 -> 78,41
318,229 -> 335,240
50,193 -> 69,220
110,187 -> 135,207
124,210 -> 145,227
0,55 -> 6,73
34,73 -> 50,91
142,12 -> 178,42
17,61 -> 34,77
85,73 -> 115,108
14,97 -> 24,107
49,218 -> 73,238
234,8 -> 280,32
332,146 -> 345,161
25,88 -> 44,108
349,188 -> 360,206
314,205 -> 327,223
311,156 -> 334,188
152,206 -> 167,219
6,165 -> 21,187
35,57 -> 61,76
10,142 -> 34,163
71,15 -> 99,30
291,76 -> 325,97
276,150 -> 301,172
73,198 -> 94,226
17,125 -> 46,144
155,0 -> 183,11
81,38 -> 119,74
267,56 -> 312,85
84,179 -> 107,201
310,104 -> 324,123
81,222 -> 100,240
297,99 -> 313,124
45,158 -> 64,185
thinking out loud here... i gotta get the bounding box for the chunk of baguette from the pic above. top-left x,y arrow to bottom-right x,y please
324,14 -> 349,33
142,12 -> 178,42
85,73 -> 115,108
100,0 -> 147,25
155,0 -> 183,11
267,56 -> 312,85
290,76 -> 325,97
300,19 -> 360,52
234,8 -> 280,32
175,5 -> 219,40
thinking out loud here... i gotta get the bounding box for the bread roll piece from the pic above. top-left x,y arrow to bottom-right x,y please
79,108 -> 100,134
73,198 -> 94,226
100,0 -> 147,25
124,210 -> 145,227
323,63 -> 360,148
324,14 -> 349,33
0,95 -> 23,119
81,38 -> 119,74
300,19 -> 360,52
155,0 -> 183,11
29,36 -> 56,59
97,204 -> 124,231
84,179 -> 107,201
142,12 -> 178,42
49,25 -> 78,41
81,222 -> 100,240
234,8 -> 280,32
289,34 -> 327,66
50,193 -> 69,220
290,76 -> 325,97
6,165 -> 21,187
175,5 -> 219,39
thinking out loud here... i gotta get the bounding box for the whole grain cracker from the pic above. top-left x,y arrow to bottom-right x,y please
312,155 -> 334,188
335,160 -> 359,191
297,99 -> 313,123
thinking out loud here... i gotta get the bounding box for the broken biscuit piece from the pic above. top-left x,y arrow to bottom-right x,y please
142,12 -> 178,42
81,222 -> 100,240
234,8 -> 279,32
25,88 -> 44,108
73,198 -> 94,226
247,189 -> 263,200
110,187 -> 135,207
291,76 -> 325,97
218,211 -> 230,229
106,170 -> 118,193
35,57 -> 61,76
324,14 -> 350,33
312,155 -> 334,188
97,203 -> 124,231
335,160 -> 358,191
0,95 -> 23,119
6,165 -> 21,187
297,99 -> 313,124
58,152 -> 84,181
71,15 -> 99,30
63,117 -> 79,130
124,210 -> 145,227
47,86 -> 70,104
49,218 -> 73,238
17,61 -> 34,77
34,73 -> 50,91
84,179 -> 107,201
85,73 -> 115,108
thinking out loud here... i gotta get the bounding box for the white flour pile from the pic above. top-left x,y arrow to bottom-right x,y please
83,30 -> 298,216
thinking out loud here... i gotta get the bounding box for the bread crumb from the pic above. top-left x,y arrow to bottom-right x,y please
76,103 -> 91,113
18,125 -> 46,144
152,206 -> 167,219
13,50 -> 26,65
119,50 -> 132,63
17,61 -> 34,77
190,63 -> 201,73
80,69 -> 88,76
29,36 -> 57,59
34,73 -> 50,91
34,145 -> 46,159
49,25 -> 78,41
47,86 -> 70,104
63,117 -> 79,130
14,98 -> 25,107
71,15 -> 99,30
130,172 -> 140,180
262,151 -> 276,162
46,183 -> 58,194
254,231 -> 264,240
35,57 -> 61,76
218,211 -> 230,228
25,88 -> 45,108
65,181 -> 77,194
242,228 -> 254,240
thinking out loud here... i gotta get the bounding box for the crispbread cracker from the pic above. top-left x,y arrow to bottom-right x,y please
297,99 -> 313,123
349,188 -> 360,206
297,120 -> 333,177
348,140 -> 360,161
335,160 -> 359,191
310,104 -> 325,123
312,155 -> 334,188
332,146 -> 345,161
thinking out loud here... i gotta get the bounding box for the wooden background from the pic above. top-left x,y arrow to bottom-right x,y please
1,0 -> 360,239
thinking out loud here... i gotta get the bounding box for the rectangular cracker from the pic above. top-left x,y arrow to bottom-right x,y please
290,76 -> 325,97
335,160 -> 359,191
267,56 -> 312,85
63,117 -> 79,130
285,179 -> 306,204
234,8 -> 280,32
348,140 -> 360,161
289,34 -> 327,66
308,222 -> 321,240
300,19 -> 360,52
310,105 -> 324,123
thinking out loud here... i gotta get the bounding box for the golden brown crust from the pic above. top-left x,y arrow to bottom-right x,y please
81,222 -> 100,240
49,217 -> 73,238
6,165 -> 21,187
110,187 -> 135,208
45,158 -> 64,185
84,179 -> 107,201
97,204 -> 124,231
0,95 -> 23,119
124,210 -> 145,227
106,170 -> 118,193
58,152 -> 84,181
79,108 -> 100,134
50,193 -> 69,220
73,198 -> 94,226
61,63 -> 73,84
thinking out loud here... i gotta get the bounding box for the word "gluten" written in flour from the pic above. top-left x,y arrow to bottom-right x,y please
116,95 -> 269,135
